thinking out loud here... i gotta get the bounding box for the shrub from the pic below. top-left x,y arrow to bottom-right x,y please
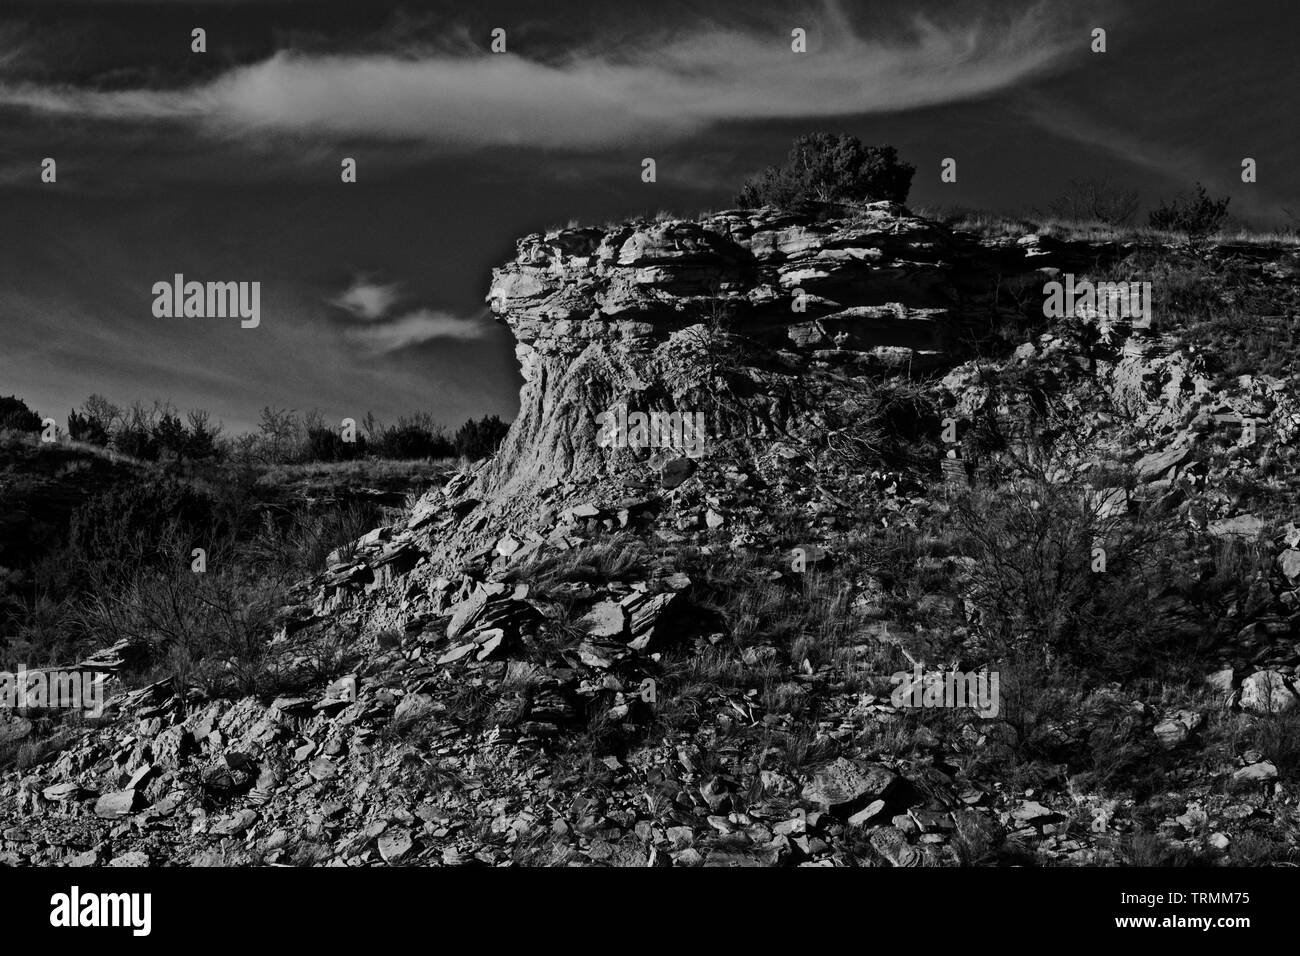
0,395 -> 41,433
68,395 -> 121,447
112,401 -> 161,460
1047,176 -> 1139,226
244,500 -> 384,574
735,133 -> 915,209
952,479 -> 1182,681
67,410 -> 108,446
67,477 -> 217,580
303,425 -> 363,462
184,409 -> 220,461
2,591 -> 81,668
827,378 -> 941,471
373,416 -> 454,460
82,394 -> 121,432
113,425 -> 156,460
257,406 -> 302,462
454,414 -> 510,461
1148,183 -> 1231,235
75,536 -> 291,699
152,409 -> 188,460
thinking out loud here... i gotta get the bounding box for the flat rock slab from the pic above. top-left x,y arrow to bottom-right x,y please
41,782 -> 81,802
94,789 -> 140,819
1233,761 -> 1278,784
800,758 -> 899,811
868,826 -> 922,867
308,757 -> 337,781
211,809 -> 259,836
1137,444 -> 1192,480
378,829 -> 414,863
1208,514 -> 1263,539
579,600 -> 627,639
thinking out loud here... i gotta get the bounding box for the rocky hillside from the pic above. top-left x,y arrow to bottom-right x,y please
3,204 -> 1299,867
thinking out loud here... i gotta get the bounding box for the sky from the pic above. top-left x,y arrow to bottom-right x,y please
0,0 -> 1296,434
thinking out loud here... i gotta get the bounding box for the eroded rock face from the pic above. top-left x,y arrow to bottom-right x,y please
486,203 -> 959,356
482,204 -> 971,498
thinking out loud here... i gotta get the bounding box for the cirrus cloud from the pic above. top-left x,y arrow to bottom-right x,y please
344,308 -> 491,353
0,4 -> 1078,150
328,276 -> 491,353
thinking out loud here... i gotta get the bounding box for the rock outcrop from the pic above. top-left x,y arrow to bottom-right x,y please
480,203 -> 985,499
4,204 -> 1300,868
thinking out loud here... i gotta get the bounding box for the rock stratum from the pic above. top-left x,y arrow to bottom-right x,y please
483,203 -> 980,498
3,205 -> 1300,867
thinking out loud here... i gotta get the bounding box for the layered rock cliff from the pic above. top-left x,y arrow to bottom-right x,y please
480,203 -> 975,500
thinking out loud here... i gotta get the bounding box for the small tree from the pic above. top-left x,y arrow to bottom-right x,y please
184,409 -> 220,461
113,401 -> 159,460
1148,183 -> 1230,235
1047,176 -> 1139,226
68,394 -> 119,445
735,133 -> 915,209
152,408 -> 188,461
375,415 -> 454,460
257,406 -> 300,463
361,411 -> 384,446
83,394 -> 122,434
68,409 -> 108,445
0,395 -> 42,433
305,425 -> 350,462
454,415 -> 510,461
67,477 -> 217,581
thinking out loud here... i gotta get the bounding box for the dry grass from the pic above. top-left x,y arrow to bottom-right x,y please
255,457 -> 457,486
914,205 -> 1300,248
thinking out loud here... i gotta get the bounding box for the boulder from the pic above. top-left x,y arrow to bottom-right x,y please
800,758 -> 899,812
94,790 -> 140,819
1239,671 -> 1298,714
1208,514 -> 1263,540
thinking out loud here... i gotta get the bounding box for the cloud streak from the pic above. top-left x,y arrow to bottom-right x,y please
0,5 -> 1076,149
345,308 -> 490,353
328,276 -> 490,352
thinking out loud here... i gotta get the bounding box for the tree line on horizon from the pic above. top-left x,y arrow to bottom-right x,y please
0,393 -> 509,464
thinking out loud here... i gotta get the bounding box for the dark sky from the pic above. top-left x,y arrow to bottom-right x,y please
1,0 -> 1296,433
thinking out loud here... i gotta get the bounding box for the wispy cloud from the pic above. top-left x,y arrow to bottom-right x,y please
345,308 -> 490,353
328,276 -> 489,352
0,4 -> 1076,149
331,278 -> 403,321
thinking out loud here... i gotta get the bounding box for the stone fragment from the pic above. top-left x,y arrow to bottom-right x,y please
800,758 -> 899,812
1240,671 -> 1297,715
94,790 -> 140,819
